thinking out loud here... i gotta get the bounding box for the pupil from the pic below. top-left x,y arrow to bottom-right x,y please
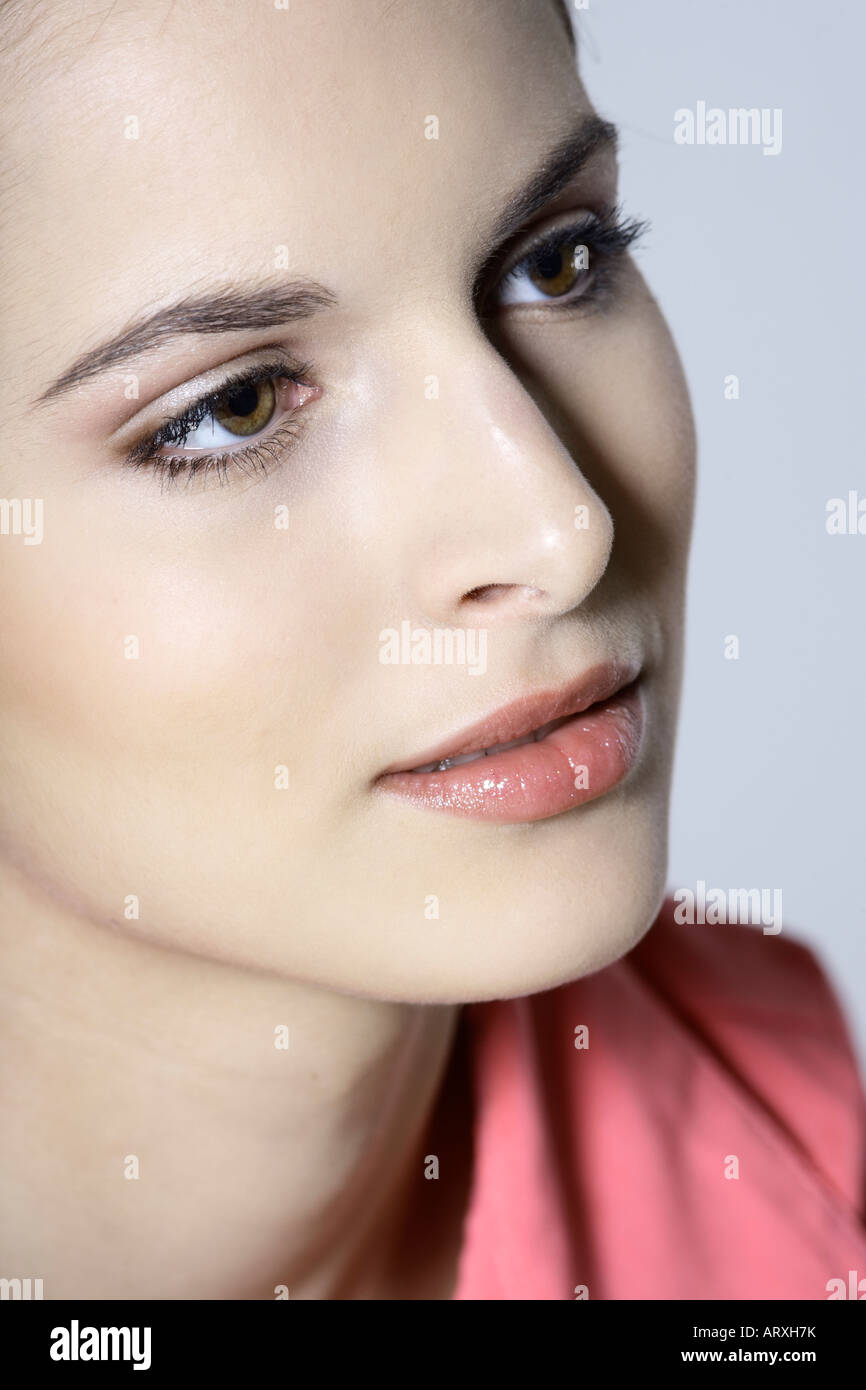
225,384 -> 259,417
537,248 -> 565,281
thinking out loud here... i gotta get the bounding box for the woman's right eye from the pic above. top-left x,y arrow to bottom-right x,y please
179,378 -> 278,449
126,360 -> 320,479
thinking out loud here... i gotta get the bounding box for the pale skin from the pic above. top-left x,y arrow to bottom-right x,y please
0,0 -> 696,1298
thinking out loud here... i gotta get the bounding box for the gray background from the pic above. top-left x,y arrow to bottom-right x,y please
569,0 -> 865,1069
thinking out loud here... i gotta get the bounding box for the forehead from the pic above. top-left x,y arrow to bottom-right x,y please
2,0 -> 582,268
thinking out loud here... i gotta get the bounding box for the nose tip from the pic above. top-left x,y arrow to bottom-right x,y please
414,456 -> 614,630
389,323 -> 616,631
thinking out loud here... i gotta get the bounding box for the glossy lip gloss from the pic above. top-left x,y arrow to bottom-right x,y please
375,661 -> 645,824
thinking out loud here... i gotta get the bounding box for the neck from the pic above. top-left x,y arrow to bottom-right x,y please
0,860 -> 468,1300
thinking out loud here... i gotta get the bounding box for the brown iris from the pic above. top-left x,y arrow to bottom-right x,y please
214,379 -> 277,436
528,238 -> 583,298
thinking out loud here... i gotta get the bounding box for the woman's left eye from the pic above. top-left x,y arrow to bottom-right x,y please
488,208 -> 646,312
497,231 -> 592,307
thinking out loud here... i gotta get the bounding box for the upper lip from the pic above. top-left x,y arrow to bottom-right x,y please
377,658 -> 642,776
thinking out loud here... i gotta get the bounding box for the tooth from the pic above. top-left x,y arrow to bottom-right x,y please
484,731 -> 541,756
411,714 -> 571,773
437,749 -> 486,770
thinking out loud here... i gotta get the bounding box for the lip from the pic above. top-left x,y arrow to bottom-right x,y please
375,659 -> 645,824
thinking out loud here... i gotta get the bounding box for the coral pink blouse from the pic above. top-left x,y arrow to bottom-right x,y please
453,898 -> 866,1299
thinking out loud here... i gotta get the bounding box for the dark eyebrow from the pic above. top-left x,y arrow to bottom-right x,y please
34,279 -> 337,407
473,114 -> 618,293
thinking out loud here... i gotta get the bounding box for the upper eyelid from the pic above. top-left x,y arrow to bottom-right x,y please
119,355 -> 310,456
507,205 -> 635,268
501,214 -> 598,277
111,345 -> 306,423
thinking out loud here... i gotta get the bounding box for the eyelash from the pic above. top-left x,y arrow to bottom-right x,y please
128,205 -> 646,489
487,203 -> 647,312
125,357 -> 314,489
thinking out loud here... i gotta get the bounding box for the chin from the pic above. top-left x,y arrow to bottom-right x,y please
426,788 -> 671,1004
274,766 -> 673,1007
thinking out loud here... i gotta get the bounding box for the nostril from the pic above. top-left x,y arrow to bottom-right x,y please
462,583 -> 546,604
462,583 -> 514,604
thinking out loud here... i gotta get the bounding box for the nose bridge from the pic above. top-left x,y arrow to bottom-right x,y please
383,317 -> 614,623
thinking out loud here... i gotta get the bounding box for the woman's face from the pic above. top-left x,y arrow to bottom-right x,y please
0,0 -> 695,1001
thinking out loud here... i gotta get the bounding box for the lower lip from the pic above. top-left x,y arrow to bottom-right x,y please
376,682 -> 644,824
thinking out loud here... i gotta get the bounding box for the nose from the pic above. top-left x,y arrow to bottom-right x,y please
389,326 -> 614,629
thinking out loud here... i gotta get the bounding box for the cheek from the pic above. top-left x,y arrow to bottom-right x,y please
0,459 -> 379,840
0,456 -> 365,754
503,279 -> 697,544
0,494 -> 322,876
591,295 -> 697,533
0,532 -> 267,750
0,476 -> 354,941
